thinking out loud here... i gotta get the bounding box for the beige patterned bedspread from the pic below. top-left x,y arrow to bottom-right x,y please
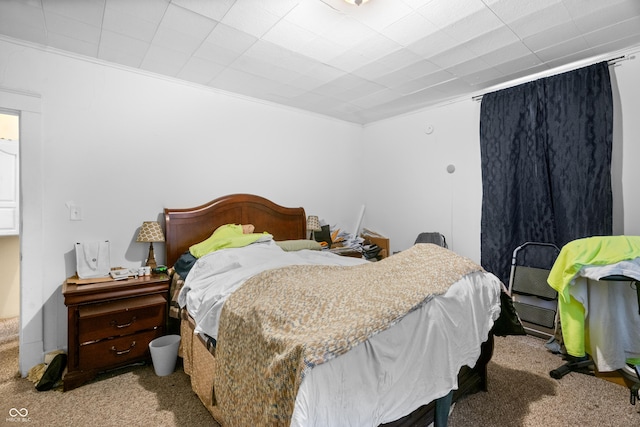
214,243 -> 482,426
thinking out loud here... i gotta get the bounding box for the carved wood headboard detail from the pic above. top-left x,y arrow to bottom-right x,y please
164,194 -> 307,267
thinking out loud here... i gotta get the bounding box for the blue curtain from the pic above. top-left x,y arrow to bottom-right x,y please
479,62 -> 613,285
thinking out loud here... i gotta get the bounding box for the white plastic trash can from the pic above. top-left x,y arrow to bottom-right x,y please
149,335 -> 181,376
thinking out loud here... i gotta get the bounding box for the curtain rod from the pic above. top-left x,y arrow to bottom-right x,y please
472,54 -> 631,102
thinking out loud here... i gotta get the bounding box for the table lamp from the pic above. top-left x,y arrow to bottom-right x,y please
136,221 -> 165,269
307,215 -> 321,240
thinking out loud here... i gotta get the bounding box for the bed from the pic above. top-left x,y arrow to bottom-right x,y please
164,193 -> 502,427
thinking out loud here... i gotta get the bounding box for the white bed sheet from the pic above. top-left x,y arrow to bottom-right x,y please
291,271 -> 501,427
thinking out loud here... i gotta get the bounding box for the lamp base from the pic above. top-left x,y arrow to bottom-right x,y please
146,243 -> 158,269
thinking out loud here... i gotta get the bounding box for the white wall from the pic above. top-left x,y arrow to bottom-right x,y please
0,39 -> 363,375
361,99 -> 483,261
361,50 -> 640,264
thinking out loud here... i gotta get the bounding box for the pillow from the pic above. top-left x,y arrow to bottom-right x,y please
276,240 -> 322,251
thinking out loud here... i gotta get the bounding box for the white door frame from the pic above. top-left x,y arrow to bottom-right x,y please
0,86 -> 45,376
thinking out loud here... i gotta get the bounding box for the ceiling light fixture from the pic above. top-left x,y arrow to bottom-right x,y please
344,0 -> 369,5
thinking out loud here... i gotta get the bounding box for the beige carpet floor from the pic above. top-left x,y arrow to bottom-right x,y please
1,326 -> 639,426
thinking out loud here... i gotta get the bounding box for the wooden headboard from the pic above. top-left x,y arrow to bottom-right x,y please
164,194 -> 307,266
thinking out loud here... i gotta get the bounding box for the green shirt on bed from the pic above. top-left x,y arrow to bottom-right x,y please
189,224 -> 271,258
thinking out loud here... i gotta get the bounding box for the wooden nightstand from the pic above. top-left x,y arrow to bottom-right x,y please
62,274 -> 170,391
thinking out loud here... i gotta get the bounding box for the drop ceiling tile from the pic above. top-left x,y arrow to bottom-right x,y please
392,70 -> 457,95
140,44 -> 190,76
458,66 -> 504,86
571,3 -> 640,32
582,17 -> 640,48
105,0 -> 170,23
242,40 -> 298,67
376,48 -> 424,73
463,26 -> 521,57
336,79 -> 386,103
211,67 -> 272,95
283,0 -> 340,35
351,60 -> 400,81
417,0 -> 486,28
98,30 -> 149,67
302,36 -> 349,64
407,30 -> 460,58
42,0 -> 104,27
373,69 -> 421,91
303,62 -> 345,83
161,3 -> 217,40
586,34 -> 640,57
446,56 -> 494,78
380,10 -> 439,47
478,41 -> 535,67
47,32 -> 99,57
441,7 -> 506,44
429,45 -> 484,69
321,16 -> 377,50
152,24 -> 203,55
221,0 -> 282,39
400,59 -> 442,80
315,73 -> 372,98
171,0 -> 236,21
0,0 -> 47,45
261,83 -> 308,101
534,36 -> 590,63
492,53 -> 544,76
44,11 -> 101,45
102,6 -> 159,43
193,40 -> 244,67
203,22 -> 257,53
231,55 -> 306,86
522,23 -> 582,52
563,0 -> 639,24
177,56 -> 226,85
328,50 -> 376,73
508,3 -> 573,40
348,0 -> 413,31
351,33 -> 403,63
543,48 -> 599,69
430,78 -> 475,98
260,0 -> 299,17
483,0 -> 564,24
350,88 -> 401,109
262,20 -> 316,53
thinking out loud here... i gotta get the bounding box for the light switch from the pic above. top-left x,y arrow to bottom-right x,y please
70,206 -> 82,221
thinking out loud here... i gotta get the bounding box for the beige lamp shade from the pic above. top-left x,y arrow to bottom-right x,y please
136,221 -> 165,243
307,216 -> 321,232
136,221 -> 164,269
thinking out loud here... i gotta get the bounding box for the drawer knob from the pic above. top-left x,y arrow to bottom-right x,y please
110,341 -> 136,355
110,317 -> 137,329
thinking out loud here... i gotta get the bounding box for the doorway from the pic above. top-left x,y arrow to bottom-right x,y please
0,111 -> 20,341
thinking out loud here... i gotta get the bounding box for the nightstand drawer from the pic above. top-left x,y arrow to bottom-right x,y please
78,329 -> 161,370
78,294 -> 166,343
